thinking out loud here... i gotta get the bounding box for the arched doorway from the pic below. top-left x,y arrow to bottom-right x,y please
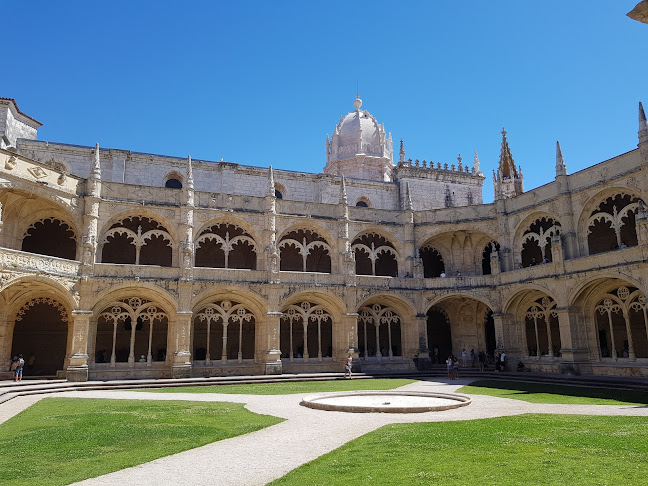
11,297 -> 69,376
427,307 -> 452,362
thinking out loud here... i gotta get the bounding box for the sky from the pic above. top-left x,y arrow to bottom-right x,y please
3,1 -> 647,203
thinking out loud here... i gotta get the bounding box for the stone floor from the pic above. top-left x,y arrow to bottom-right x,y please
2,377 -> 648,486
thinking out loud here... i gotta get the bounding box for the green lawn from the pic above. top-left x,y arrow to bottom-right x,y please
142,378 -> 416,395
0,398 -> 283,486
458,380 -> 648,405
271,414 -> 648,485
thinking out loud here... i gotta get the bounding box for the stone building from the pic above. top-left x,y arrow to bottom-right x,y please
0,95 -> 647,381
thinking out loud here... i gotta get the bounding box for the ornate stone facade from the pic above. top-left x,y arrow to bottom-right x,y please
0,97 -> 647,381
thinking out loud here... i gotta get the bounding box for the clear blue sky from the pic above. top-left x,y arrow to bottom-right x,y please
3,1 -> 647,202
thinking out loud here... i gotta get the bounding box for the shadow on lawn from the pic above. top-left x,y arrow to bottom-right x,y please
467,380 -> 648,405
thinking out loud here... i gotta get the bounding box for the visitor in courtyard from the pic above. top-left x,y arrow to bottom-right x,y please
9,356 -> 18,373
440,272 -> 446,278
470,349 -> 476,367
619,241 -> 628,249
14,354 -> 24,382
542,257 -> 549,264
500,351 -> 507,371
344,354 -> 353,379
452,357 -> 459,380
138,355 -> 146,362
478,351 -> 485,371
433,345 -> 439,364
461,348 -> 467,367
446,356 -> 453,378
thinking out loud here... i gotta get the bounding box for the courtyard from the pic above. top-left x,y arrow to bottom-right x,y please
1,376 -> 647,485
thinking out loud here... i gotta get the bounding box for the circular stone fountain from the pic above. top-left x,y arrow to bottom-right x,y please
300,390 -> 471,413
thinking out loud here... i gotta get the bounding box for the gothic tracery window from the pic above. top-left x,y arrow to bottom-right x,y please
587,194 -> 641,254
195,223 -> 257,269
95,298 -> 168,365
357,304 -> 402,359
419,246 -> 445,278
352,233 -> 398,277
21,217 -> 77,260
524,296 -> 561,357
101,216 -> 173,266
193,300 -> 255,362
280,302 -> 332,360
521,217 -> 560,267
595,286 -> 648,359
279,229 -> 332,273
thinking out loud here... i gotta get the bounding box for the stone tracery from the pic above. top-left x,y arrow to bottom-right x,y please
357,304 -> 402,359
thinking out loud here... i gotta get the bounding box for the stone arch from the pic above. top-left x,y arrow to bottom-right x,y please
192,299 -> 256,362
7,288 -> 73,376
419,246 -> 445,277
419,231 -> 497,276
278,228 -> 332,273
195,217 -> 262,248
195,222 -> 258,270
21,217 -> 78,260
570,276 -> 648,361
516,215 -> 561,267
426,306 -> 452,363
100,214 -> 175,266
280,301 -> 333,361
0,190 -> 81,255
576,188 -> 644,255
274,182 -> 286,200
164,170 -> 184,189
585,193 -> 642,255
425,294 -> 496,359
481,240 -> 501,275
93,295 -> 171,365
351,231 -> 399,277
355,197 -> 370,208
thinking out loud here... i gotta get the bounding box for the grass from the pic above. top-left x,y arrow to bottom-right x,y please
0,397 -> 283,486
270,414 -> 648,485
457,380 -> 648,405
142,378 -> 416,395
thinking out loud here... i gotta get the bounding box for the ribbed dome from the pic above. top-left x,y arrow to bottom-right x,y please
328,96 -> 389,160
324,96 -> 394,181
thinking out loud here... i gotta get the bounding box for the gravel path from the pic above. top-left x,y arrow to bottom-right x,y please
2,378 -> 647,486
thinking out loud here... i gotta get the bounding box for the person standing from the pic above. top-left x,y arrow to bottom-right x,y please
478,351 -> 485,371
433,345 -> 439,364
470,349 -> 476,368
461,348 -> 467,368
14,354 -> 24,382
344,354 -> 353,379
500,351 -> 506,372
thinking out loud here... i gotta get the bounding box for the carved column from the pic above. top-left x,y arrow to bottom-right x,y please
340,312 -> 360,372
264,311 -> 283,374
492,312 -> 506,354
490,250 -> 500,275
415,313 -> 431,370
172,310 -> 193,378
67,310 -> 91,381
554,306 -> 592,375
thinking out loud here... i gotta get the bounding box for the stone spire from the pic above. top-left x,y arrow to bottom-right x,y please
339,176 -> 348,205
186,155 -> 194,190
473,150 -> 482,175
639,101 -> 648,145
399,139 -> 406,163
493,127 -> 524,198
405,182 -> 413,211
90,143 -> 101,179
555,141 -> 567,177
498,128 -> 517,178
267,165 -> 275,197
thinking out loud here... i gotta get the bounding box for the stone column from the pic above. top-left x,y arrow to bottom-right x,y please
341,312 -> 361,373
492,312 -> 506,354
415,313 -> 431,370
554,306 -> 592,375
67,310 -> 92,382
264,311 -> 283,374
172,311 -> 193,378
490,250 -> 500,275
